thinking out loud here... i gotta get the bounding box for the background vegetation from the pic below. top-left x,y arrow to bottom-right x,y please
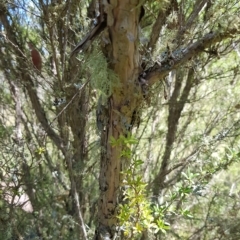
0,0 -> 240,239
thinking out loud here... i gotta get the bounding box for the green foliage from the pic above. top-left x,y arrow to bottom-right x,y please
116,135 -> 169,238
35,146 -> 45,155
0,124 -> 13,139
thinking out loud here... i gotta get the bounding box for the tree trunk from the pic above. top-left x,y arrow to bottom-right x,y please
95,1 -> 142,239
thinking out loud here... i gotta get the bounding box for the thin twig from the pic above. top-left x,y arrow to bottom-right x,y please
49,80 -> 90,126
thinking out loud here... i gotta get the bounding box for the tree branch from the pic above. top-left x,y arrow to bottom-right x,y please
145,27 -> 240,86
147,0 -> 178,52
183,0 -> 208,32
152,68 -> 194,196
0,9 -> 65,154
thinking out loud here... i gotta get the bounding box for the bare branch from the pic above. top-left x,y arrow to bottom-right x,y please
184,0 -> 208,32
147,0 -> 178,52
152,67 -> 194,196
146,27 -> 240,86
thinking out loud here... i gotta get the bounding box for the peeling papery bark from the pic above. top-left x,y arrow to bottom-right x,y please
95,1 -> 142,238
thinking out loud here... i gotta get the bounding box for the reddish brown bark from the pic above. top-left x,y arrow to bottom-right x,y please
95,1 -> 142,239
